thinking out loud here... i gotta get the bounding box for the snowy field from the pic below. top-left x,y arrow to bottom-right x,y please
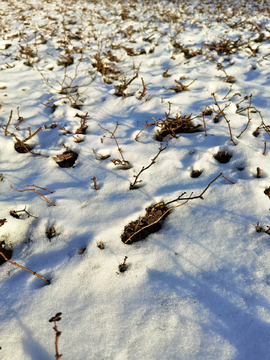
1,0 -> 270,358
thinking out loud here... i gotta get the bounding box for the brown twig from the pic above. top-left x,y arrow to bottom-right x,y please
138,77 -> 150,100
92,148 -> 110,160
91,177 -> 98,190
73,135 -> 84,143
165,172 -> 223,205
263,141 -> 267,155
202,106 -> 207,136
222,175 -> 235,184
23,184 -> 53,193
23,127 -> 42,143
49,313 -> 62,360
135,120 -> 157,142
236,95 -> 255,138
98,122 -> 130,168
5,110 -> 13,136
130,139 -> 169,189
75,112 -> 88,134
10,184 -> 55,206
10,206 -> 39,219
212,93 -> 236,145
0,251 -> 50,283
257,167 -> 261,178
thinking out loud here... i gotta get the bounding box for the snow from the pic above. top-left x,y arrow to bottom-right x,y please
1,0 -> 270,358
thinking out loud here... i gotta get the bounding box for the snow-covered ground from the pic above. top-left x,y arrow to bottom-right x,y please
1,0 -> 270,358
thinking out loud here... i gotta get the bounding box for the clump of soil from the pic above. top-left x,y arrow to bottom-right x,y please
0,241 -> 12,266
253,129 -> 260,137
121,202 -> 170,245
118,256 -> 128,272
14,142 -> 34,153
191,170 -> 202,178
156,114 -> 201,141
264,187 -> 270,198
47,227 -> 56,240
53,150 -> 78,168
214,150 -> 232,164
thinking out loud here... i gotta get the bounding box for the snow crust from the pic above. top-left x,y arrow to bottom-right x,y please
1,0 -> 270,358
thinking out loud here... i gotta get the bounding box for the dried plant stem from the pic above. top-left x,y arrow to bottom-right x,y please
10,184 -> 55,206
0,252 -> 50,283
23,184 -> 53,193
257,167 -> 261,178
130,139 -> 168,189
212,93 -> 236,145
98,122 -> 130,168
138,77 -> 150,100
166,172 -> 223,205
23,126 -> 42,143
237,95 -> 254,138
91,177 -> 98,190
263,141 -> 267,155
54,325 -> 62,359
11,206 -> 39,219
202,107 -> 207,136
222,175 -> 235,184
82,194 -> 94,208
49,314 -> 63,360
5,110 -> 13,136
135,120 -> 156,142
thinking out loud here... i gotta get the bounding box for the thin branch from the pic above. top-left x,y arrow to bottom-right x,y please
263,141 -> 267,155
5,110 -> 13,136
130,139 -> 169,189
222,175 -> 235,184
202,106 -> 207,136
165,172 -> 223,205
135,120 -> 156,142
212,93 -> 236,145
10,206 -> 39,219
236,95 -> 254,138
23,127 -> 42,143
23,184 -> 53,193
10,184 -> 55,206
82,194 -> 94,209
91,177 -> 98,190
49,313 -> 62,360
98,122 -> 130,168
0,252 -> 50,283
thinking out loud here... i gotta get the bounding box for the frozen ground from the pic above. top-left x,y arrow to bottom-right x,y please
1,0 -> 270,359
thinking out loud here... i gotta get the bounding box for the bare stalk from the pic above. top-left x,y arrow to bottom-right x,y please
0,252 -> 50,283
98,122 -> 130,168
212,93 -> 236,145
10,184 -> 55,206
130,139 -> 168,189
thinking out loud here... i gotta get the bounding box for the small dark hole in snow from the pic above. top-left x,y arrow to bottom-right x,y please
264,187 -> 270,198
53,150 -> 78,168
191,170 -> 202,178
253,130 -> 260,137
214,151 -> 232,164
0,241 -> 12,266
237,167 -> 245,171
14,142 -> 34,153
